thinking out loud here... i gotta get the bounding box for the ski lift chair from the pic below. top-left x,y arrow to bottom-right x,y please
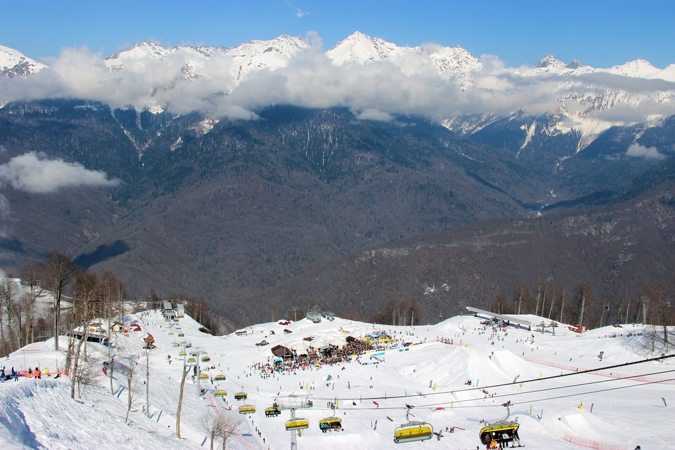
393,406 -> 433,444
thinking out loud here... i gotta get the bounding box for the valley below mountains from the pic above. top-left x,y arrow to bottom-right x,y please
1,100 -> 674,330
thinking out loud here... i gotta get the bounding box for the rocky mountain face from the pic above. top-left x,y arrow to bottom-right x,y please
0,98 -> 673,332
0,101 -> 535,298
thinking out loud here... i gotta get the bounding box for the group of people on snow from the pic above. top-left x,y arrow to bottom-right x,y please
0,366 -> 41,381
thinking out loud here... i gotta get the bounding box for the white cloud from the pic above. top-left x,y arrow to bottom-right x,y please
625,143 -> 667,160
295,8 -> 309,18
355,109 -> 394,121
0,152 -> 121,193
1,36 -> 674,125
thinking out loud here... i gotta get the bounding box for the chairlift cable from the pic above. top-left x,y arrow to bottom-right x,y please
307,353 -> 675,402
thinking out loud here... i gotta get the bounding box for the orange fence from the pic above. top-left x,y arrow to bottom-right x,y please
563,434 -> 627,450
17,369 -> 66,378
518,355 -> 675,385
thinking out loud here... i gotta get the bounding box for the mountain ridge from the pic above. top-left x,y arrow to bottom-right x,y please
3,32 -> 673,154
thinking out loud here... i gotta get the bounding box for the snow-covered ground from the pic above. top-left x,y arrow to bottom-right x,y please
0,310 -> 671,449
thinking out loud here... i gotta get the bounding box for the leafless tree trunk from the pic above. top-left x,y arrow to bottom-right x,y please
268,303 -> 278,322
514,285 -> 529,315
625,298 -> 631,324
559,289 -> 567,323
201,409 -> 224,450
616,296 -> 626,325
490,293 -> 508,315
44,252 -> 75,351
643,280 -> 673,351
176,359 -> 188,438
575,283 -> 593,327
125,354 -> 138,424
548,287 -> 558,319
13,301 -> 24,350
71,330 -> 87,399
98,272 -> 124,395
70,272 -> 102,399
541,282 -> 548,319
216,411 -> 242,450
75,349 -> 100,398
0,277 -> 16,353
20,263 -> 44,345
600,295 -> 611,328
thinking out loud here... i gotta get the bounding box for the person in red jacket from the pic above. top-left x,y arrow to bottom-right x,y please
35,367 -> 41,379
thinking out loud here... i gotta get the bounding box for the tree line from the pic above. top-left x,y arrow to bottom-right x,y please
0,251 -> 218,355
490,278 -> 674,337
369,300 -> 424,326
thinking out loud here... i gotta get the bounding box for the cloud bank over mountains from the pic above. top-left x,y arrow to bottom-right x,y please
0,152 -> 121,193
1,32 -> 675,127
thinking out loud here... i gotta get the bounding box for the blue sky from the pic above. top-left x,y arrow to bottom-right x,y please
1,0 -> 674,68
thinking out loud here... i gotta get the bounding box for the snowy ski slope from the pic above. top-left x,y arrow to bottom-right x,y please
0,309 -> 671,449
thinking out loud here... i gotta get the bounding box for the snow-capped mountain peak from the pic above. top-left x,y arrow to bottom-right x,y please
607,58 -> 661,78
533,54 -> 566,70
325,32 -> 482,88
107,41 -> 175,61
0,44 -> 47,77
325,31 -> 398,65
565,59 -> 585,69
1,34 -> 674,155
104,35 -> 310,81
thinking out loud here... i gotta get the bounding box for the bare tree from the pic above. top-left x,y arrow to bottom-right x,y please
490,293 -> 508,315
513,285 -> 529,315
643,280 -> 673,351
540,281 -> 549,318
574,283 -> 594,327
600,295 -> 611,328
201,409 -> 224,450
216,411 -> 242,450
20,263 -> 44,345
99,272 -> 124,395
175,358 -> 189,438
74,349 -> 101,398
616,295 -> 627,325
70,272 -> 102,399
548,286 -> 559,319
625,296 -> 633,324
534,280 -> 543,317
559,288 -> 569,323
0,277 -> 17,353
12,298 -> 24,350
124,354 -> 138,424
268,303 -> 278,322
44,251 -> 76,350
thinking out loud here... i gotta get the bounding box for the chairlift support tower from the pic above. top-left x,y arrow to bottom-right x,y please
193,347 -> 204,397
275,394 -> 313,450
